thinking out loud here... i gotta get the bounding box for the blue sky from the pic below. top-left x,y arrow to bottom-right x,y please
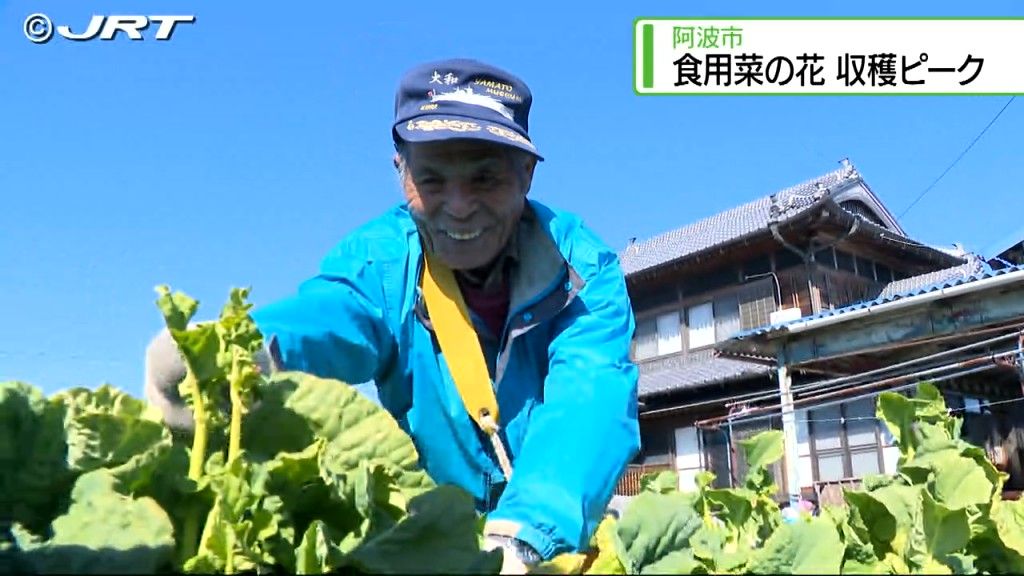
2,0 -> 1022,398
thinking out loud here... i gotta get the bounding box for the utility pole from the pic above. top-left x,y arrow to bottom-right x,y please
778,346 -> 801,507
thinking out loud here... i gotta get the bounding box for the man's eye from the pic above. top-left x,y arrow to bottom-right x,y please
416,176 -> 441,187
474,172 -> 499,185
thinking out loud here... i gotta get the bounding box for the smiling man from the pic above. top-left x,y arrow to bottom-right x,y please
145,58 -> 640,573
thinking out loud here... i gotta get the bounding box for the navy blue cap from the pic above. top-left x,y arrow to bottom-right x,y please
392,58 -> 543,160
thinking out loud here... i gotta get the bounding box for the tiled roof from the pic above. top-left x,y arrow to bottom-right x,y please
639,357 -> 772,398
620,167 -> 854,275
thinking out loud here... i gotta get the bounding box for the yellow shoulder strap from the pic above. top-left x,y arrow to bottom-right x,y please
420,251 -> 513,480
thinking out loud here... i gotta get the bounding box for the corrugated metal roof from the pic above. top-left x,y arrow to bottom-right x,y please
878,258 -> 987,299
730,262 -> 1024,340
639,357 -> 772,398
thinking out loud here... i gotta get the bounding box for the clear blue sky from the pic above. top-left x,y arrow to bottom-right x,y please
2,0 -> 1022,398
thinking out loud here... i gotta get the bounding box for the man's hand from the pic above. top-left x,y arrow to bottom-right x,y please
483,534 -> 541,575
143,326 -> 275,432
144,328 -> 196,432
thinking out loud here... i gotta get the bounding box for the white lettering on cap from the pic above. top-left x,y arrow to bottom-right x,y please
430,87 -> 515,122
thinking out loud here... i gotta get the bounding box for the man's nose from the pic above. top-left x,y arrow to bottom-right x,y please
443,182 -> 476,220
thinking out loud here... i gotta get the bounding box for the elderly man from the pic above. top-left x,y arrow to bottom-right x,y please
145,58 -> 640,572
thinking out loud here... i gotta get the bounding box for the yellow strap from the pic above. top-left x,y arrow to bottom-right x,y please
421,251 -> 513,480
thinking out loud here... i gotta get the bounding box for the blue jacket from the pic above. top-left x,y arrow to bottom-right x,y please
251,199 -> 640,559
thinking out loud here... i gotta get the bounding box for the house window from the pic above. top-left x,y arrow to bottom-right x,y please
675,426 -> 703,491
687,302 -> 715,349
656,311 -> 683,355
639,426 -> 672,466
738,278 -> 778,330
808,397 -> 884,482
714,294 -> 741,341
633,318 -> 657,360
634,310 -> 683,360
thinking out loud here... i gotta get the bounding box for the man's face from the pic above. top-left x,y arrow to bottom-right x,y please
400,139 -> 536,271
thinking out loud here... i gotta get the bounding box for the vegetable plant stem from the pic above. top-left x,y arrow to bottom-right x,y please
181,371 -> 208,562
228,358 -> 243,463
225,529 -> 236,574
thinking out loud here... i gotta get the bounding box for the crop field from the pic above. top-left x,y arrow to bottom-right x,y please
4,287 -> 1024,574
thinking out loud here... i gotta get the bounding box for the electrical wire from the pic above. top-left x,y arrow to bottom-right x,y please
701,361 -> 1003,429
796,395 -> 1024,424
724,330 -> 1024,409
897,96 -> 1017,220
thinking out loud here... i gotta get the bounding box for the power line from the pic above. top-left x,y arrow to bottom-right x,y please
897,96 -> 1016,220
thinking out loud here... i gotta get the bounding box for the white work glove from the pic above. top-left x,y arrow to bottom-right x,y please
143,326 -> 275,433
483,534 -> 541,575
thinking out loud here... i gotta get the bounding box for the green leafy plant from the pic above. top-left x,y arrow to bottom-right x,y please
1,286 -> 501,574
6,284 -> 1024,575
534,383 -> 1024,575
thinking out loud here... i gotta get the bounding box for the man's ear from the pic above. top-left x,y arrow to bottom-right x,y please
393,153 -> 402,172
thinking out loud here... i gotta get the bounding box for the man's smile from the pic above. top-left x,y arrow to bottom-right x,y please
441,228 -> 484,241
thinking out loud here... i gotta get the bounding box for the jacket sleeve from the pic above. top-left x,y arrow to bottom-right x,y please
250,236 -> 398,385
484,246 -> 641,560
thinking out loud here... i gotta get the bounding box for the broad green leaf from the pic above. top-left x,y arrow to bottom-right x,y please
992,498 -> 1024,556
704,488 -> 754,531
689,523 -> 725,562
695,470 -> 716,490
347,485 -> 500,574
913,383 -> 948,420
969,517 -> 1024,574
321,458 -> 406,539
0,381 -> 73,534
259,443 -> 349,535
899,465 -> 933,486
842,559 -> 888,574
921,490 -> 970,558
245,372 -> 434,495
961,444 -> 1006,496
716,549 -> 751,573
56,385 -> 168,474
295,520 -> 344,574
869,485 -> 921,532
746,517 -> 843,574
927,454 -> 992,510
641,470 -> 679,494
185,454 -> 288,573
183,503 -> 230,573
876,392 -> 916,457
916,421 -> 953,446
845,491 -> 896,545
738,430 -> 784,471
19,469 -> 175,574
861,473 -> 898,492
616,492 -> 703,572
640,549 -> 703,574
832,501 -> 884,569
